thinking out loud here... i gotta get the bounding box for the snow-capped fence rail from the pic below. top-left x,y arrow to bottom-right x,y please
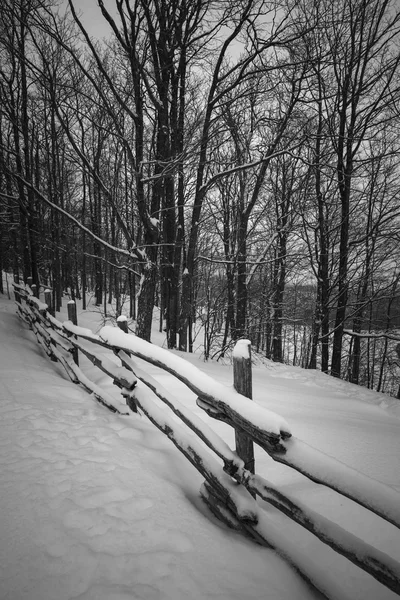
13,280 -> 400,599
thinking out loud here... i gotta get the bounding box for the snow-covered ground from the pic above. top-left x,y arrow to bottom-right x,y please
0,290 -> 399,600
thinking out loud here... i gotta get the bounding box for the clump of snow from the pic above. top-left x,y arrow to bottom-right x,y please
232,339 -> 251,359
27,295 -> 48,312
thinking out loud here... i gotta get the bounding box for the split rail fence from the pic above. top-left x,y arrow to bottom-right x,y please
13,279 -> 400,599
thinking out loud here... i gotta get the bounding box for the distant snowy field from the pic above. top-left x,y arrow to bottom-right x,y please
0,290 -> 399,600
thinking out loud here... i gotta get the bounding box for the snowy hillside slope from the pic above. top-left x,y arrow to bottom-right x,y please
0,291 -> 399,600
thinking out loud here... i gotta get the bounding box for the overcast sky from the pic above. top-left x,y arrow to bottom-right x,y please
62,0 -> 115,40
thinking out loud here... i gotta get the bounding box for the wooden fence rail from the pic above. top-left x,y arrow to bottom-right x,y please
12,281 -> 400,599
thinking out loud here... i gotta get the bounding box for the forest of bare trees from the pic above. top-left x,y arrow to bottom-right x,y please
1,0 -> 400,397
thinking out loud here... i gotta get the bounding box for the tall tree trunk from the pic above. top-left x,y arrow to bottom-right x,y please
272,237 -> 287,363
308,86 -> 330,372
330,109 -> 352,377
235,214 -> 248,340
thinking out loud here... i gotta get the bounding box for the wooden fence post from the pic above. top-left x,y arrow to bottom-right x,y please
31,283 -> 38,298
233,339 -> 255,475
44,289 -> 54,317
117,315 -> 129,333
67,300 -> 79,365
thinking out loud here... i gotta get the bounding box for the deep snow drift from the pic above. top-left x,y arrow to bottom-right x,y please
0,291 -> 399,600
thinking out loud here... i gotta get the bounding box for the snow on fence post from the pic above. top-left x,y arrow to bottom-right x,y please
117,315 -> 129,333
67,301 -> 79,366
44,290 -> 54,317
233,339 -> 255,476
31,284 -> 38,298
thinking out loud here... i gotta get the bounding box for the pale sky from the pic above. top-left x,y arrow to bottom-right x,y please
63,0 -> 116,39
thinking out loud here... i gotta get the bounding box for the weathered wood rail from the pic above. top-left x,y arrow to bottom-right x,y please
13,280 -> 400,599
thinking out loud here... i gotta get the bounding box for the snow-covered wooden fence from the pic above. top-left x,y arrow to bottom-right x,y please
13,280 -> 400,599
